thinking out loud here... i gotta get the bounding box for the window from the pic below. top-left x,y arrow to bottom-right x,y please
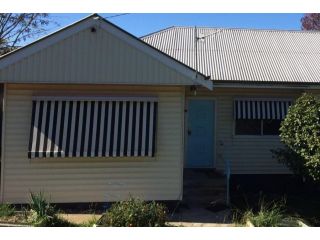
28,97 -> 158,158
235,119 -> 282,136
234,99 -> 291,136
263,119 -> 281,135
235,119 -> 261,135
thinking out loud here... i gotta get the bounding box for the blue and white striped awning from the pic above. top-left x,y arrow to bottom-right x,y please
234,99 -> 292,120
28,97 -> 157,158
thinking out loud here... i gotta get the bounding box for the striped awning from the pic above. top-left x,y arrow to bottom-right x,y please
28,97 -> 157,158
234,99 -> 292,120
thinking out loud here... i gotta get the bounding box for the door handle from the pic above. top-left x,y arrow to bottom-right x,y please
188,129 -> 192,135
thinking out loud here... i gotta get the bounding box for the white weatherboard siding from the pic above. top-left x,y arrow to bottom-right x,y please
3,84 -> 184,204
0,26 -> 194,86
187,87 -> 318,174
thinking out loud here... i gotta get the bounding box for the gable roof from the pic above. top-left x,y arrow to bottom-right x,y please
142,26 -> 320,84
0,14 -> 212,89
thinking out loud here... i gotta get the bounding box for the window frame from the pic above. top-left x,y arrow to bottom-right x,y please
28,96 -> 159,159
234,119 -> 283,137
233,97 -> 292,137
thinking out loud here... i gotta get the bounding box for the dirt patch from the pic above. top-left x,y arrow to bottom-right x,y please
0,211 -> 29,225
58,214 -> 101,225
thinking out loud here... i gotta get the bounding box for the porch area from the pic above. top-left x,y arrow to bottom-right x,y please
168,169 -> 231,225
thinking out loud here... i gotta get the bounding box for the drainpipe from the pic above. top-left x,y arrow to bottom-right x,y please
0,83 -> 6,203
225,159 -> 231,206
220,140 -> 231,206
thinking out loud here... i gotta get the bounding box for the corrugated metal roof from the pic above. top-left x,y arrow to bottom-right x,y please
142,27 -> 320,83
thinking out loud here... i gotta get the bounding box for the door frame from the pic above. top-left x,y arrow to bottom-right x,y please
184,96 -> 217,168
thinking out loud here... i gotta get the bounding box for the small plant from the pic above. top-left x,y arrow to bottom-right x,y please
97,197 -> 167,227
88,202 -> 98,214
31,214 -> 76,227
234,197 -> 286,227
29,191 -> 55,219
80,216 -> 99,227
0,204 -> 15,217
28,191 -> 75,227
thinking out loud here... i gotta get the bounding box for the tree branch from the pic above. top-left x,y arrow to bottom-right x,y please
10,14 -> 37,47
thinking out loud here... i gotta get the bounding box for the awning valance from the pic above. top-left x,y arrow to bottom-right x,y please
28,98 -> 157,158
234,99 -> 292,120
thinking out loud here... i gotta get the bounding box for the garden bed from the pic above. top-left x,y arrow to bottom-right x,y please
0,211 -> 30,225
0,194 -> 169,227
231,189 -> 319,226
245,218 -> 308,227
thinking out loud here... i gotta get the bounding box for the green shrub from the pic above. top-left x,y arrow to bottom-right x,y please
272,93 -> 320,181
28,191 -> 75,227
31,214 -> 76,227
234,198 -> 285,227
97,198 -> 167,227
0,204 -> 15,217
29,191 -> 55,219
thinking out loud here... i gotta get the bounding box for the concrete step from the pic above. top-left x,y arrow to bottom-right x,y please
183,196 -> 227,206
183,194 -> 226,200
183,189 -> 227,200
184,182 -> 226,188
184,170 -> 226,182
183,187 -> 226,193
183,189 -> 226,196
182,169 -> 227,207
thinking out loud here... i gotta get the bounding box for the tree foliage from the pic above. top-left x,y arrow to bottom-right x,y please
0,13 -> 51,55
301,13 -> 320,30
272,93 -> 320,181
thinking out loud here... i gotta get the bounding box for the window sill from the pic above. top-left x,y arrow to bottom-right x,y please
29,156 -> 157,163
233,135 -> 280,139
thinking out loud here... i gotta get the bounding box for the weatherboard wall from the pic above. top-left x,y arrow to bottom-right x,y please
0,25 -> 194,86
186,87 -> 315,174
2,84 -> 184,204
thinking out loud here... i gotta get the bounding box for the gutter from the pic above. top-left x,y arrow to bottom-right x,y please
195,78 -> 213,90
212,82 -> 320,90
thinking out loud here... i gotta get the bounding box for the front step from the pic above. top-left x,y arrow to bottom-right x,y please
184,181 -> 226,188
183,169 -> 227,207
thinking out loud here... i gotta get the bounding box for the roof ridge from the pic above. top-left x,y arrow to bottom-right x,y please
140,26 -> 177,39
143,25 -> 320,35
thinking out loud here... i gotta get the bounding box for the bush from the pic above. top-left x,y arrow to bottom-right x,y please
272,93 -> 320,181
234,197 -> 285,227
97,197 -> 167,227
31,214 -> 76,227
0,204 -> 15,217
29,191 -> 55,220
243,201 -> 284,227
28,192 -> 75,227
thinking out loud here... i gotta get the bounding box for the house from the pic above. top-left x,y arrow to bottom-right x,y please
0,14 -> 319,204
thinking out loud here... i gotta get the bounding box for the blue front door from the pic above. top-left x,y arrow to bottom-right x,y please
186,99 -> 215,168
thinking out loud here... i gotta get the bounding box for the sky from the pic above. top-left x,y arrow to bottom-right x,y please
26,13 -> 305,45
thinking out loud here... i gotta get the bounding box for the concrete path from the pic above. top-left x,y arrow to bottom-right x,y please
168,222 -> 235,227
167,207 -> 234,227
59,207 -> 234,227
